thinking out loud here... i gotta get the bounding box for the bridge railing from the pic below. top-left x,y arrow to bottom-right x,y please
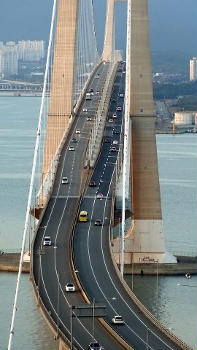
70,163 -> 134,350
86,53 -> 121,168
36,60 -> 103,207
108,218 -> 193,350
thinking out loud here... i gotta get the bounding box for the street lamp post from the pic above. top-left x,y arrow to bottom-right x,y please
155,260 -> 159,319
131,251 -> 134,291
146,326 -> 149,350
56,273 -> 60,339
92,298 -> 95,341
70,306 -> 73,350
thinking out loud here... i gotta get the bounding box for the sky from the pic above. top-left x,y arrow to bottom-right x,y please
0,0 -> 196,56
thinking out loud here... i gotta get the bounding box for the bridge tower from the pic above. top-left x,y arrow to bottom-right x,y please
126,0 -> 175,263
110,0 -> 176,263
102,0 -> 126,62
42,0 -> 78,185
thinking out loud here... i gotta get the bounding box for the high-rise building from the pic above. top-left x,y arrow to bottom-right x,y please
0,48 -> 4,75
0,40 -> 45,77
190,57 -> 197,81
17,40 -> 45,61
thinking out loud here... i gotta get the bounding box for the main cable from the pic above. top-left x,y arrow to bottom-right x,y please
7,1 -> 57,349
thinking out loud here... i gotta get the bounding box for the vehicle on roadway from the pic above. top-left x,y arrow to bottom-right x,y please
69,146 -> 75,151
110,147 -> 117,152
87,117 -> 92,121
71,138 -> 78,143
108,119 -> 114,123
116,106 -> 122,111
119,93 -> 124,98
65,283 -> 75,292
96,193 -> 103,199
79,210 -> 88,222
62,177 -> 69,184
94,219 -> 102,226
88,342 -> 104,350
112,315 -> 124,325
75,129 -> 80,134
43,236 -> 52,246
112,113 -> 117,118
82,108 -> 88,112
113,129 -> 120,135
113,140 -> 118,145
89,181 -> 96,187
85,92 -> 91,100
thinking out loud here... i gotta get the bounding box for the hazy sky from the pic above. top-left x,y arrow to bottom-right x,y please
0,0 -> 196,56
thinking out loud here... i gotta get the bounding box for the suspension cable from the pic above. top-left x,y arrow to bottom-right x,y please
7,1 -> 57,349
121,0 -> 131,276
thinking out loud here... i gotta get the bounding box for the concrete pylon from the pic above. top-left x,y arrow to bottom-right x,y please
102,0 -> 127,62
102,0 -> 115,61
126,0 -> 176,263
42,0 -> 78,183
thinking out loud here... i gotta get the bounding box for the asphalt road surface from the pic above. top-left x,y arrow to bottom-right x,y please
33,63 -> 126,350
73,69 -> 187,350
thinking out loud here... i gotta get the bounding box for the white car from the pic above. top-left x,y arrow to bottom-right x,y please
62,177 -> 69,184
112,315 -> 124,325
75,129 -> 81,134
65,283 -> 75,292
82,108 -> 88,112
113,140 -> 118,145
69,146 -> 75,151
43,236 -> 52,246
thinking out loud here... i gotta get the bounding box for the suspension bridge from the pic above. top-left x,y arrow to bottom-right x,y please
7,1 -> 193,350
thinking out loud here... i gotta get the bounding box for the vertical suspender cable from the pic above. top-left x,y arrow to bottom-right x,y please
7,1 -> 57,349
120,0 -> 131,276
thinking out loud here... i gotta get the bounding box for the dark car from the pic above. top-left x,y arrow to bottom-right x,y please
88,343 -> 103,350
71,138 -> 78,143
116,106 -> 122,111
110,147 -> 117,152
94,219 -> 102,226
89,181 -> 96,187
113,129 -> 120,134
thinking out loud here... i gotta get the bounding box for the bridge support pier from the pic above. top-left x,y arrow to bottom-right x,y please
42,0 -> 78,185
58,339 -> 70,350
118,0 -> 177,264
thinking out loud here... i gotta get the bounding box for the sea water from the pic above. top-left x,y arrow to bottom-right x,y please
0,98 -> 196,349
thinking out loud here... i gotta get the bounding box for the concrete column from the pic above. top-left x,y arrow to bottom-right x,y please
42,0 -> 78,181
102,0 -> 115,61
126,0 -> 174,263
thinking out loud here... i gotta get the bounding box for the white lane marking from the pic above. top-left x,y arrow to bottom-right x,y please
39,256 -> 84,350
83,86 -> 176,349
38,67 -> 110,346
87,177 -> 176,347
85,173 -> 152,349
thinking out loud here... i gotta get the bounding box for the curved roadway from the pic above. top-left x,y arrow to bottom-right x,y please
33,63 -> 126,350
73,68 -> 190,350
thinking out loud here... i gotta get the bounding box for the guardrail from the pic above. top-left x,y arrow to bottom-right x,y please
108,219 -> 193,350
31,61 -> 133,350
37,61 -> 103,205
86,59 -> 120,168
30,133 -> 92,350
30,71 -> 101,347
